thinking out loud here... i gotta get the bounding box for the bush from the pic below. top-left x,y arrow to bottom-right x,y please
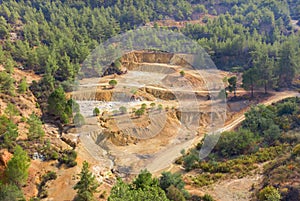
109,79 -> 117,88
141,103 -> 147,110
73,113 -> 85,127
166,185 -> 186,201
119,106 -> 127,114
202,194 -> 215,201
41,171 -> 57,186
59,150 -> 77,168
18,77 -> 28,94
158,104 -> 163,111
135,108 -> 145,117
213,129 -> 256,158
180,70 -> 185,77
93,107 -> 100,116
292,144 -> 300,157
258,186 -> 281,201
150,103 -> 156,108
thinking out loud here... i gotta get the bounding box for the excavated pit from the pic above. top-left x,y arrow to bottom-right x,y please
71,51 -> 226,173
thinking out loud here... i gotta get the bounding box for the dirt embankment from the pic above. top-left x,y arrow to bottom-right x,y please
120,51 -> 193,69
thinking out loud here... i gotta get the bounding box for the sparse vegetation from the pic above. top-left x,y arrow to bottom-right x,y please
93,107 -> 100,116
73,112 -> 85,127
58,150 -> 77,168
27,113 -> 45,141
18,77 -> 28,94
1,0 -> 300,199
180,70 -> 185,77
119,106 -> 127,114
135,108 -> 145,118
258,186 -> 281,201
109,79 -> 118,88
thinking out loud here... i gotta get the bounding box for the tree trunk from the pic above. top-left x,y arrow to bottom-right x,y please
264,82 -> 267,94
234,88 -> 236,98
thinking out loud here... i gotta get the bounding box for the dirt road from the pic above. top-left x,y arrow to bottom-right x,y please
147,90 -> 299,174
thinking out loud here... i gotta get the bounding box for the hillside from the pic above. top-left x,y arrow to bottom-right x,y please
0,0 -> 300,201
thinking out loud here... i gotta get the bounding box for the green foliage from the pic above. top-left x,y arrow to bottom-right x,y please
243,105 -> 276,134
0,71 -> 15,95
4,59 -> 14,74
5,145 -> 30,188
109,79 -> 117,88
166,185 -> 186,201
141,103 -> 147,110
202,194 -> 215,201
18,77 -> 28,94
180,70 -> 185,77
47,86 -> 69,123
93,107 -> 100,116
59,149 -> 77,168
4,103 -> 19,120
242,68 -> 259,97
0,182 -> 25,201
150,102 -> 156,108
258,186 -> 281,201
66,99 -> 80,114
227,76 -> 237,97
133,170 -> 158,189
119,106 -> 127,114
38,171 -> 57,199
27,113 -> 45,140
159,172 -> 188,200
263,124 -> 281,145
74,113 -> 85,127
0,115 -> 18,149
158,104 -> 163,111
47,87 -> 79,124
292,144 -> 300,157
74,161 -> 99,201
213,129 -> 256,157
159,172 -> 185,192
135,108 -> 145,117
109,170 -> 169,201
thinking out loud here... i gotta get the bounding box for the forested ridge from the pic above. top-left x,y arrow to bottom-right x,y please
0,0 -> 300,200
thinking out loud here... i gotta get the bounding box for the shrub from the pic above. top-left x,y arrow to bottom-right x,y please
292,144 -> 300,157
73,113 -> 85,127
180,70 -> 185,77
109,79 -> 117,88
59,150 -> 77,168
93,107 -> 100,116
135,108 -> 145,117
202,194 -> 215,201
258,186 -> 281,201
166,185 -> 186,201
119,106 -> 127,114
141,103 -> 147,110
150,103 -> 156,108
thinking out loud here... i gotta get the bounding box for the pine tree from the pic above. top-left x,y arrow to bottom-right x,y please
251,45 -> 273,94
27,113 -> 45,140
5,145 -> 30,188
0,71 -> 15,96
0,182 -> 25,201
277,38 -> 299,87
47,86 -> 68,123
4,103 -> 19,120
74,161 -> 99,201
227,76 -> 237,97
18,77 -> 28,94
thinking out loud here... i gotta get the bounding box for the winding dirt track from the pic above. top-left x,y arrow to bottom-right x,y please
147,90 -> 299,174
